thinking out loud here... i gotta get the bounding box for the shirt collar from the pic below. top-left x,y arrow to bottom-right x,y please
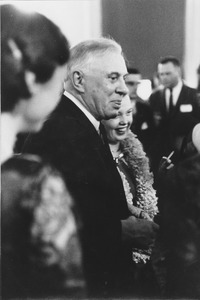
63,90 -> 100,132
166,79 -> 183,106
172,79 -> 183,95
166,79 -> 183,93
1,113 -> 19,164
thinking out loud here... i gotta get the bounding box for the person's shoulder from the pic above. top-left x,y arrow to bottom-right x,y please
123,130 -> 144,152
51,94 -> 72,116
45,95 -> 82,127
136,96 -> 148,105
136,97 -> 152,108
181,84 -> 199,106
182,83 -> 197,94
149,86 -> 164,101
26,102 -> 81,143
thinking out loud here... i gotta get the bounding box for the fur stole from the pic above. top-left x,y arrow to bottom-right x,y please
121,130 -> 158,220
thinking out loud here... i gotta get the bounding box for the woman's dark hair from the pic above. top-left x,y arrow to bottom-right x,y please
1,4 -> 70,112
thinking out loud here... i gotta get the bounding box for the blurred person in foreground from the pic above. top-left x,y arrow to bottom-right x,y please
125,68 -> 155,157
1,154 -> 85,299
152,122 -> 200,298
22,37 -> 158,298
1,4 -> 70,164
102,94 -> 159,297
179,122 -> 200,161
149,56 -> 200,180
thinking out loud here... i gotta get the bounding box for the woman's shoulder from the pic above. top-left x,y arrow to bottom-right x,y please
122,130 -> 146,155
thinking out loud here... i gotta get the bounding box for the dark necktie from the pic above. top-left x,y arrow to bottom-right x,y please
168,88 -> 173,115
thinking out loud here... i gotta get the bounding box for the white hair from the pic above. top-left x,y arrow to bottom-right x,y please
65,37 -> 123,81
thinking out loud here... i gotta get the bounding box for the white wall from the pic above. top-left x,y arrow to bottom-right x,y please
184,0 -> 200,88
1,0 -> 102,47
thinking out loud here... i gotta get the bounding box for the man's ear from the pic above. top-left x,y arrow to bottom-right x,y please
24,71 -> 39,95
72,71 -> 85,92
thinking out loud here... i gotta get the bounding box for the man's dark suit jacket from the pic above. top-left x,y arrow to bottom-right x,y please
131,97 -> 155,157
22,94 -> 130,296
149,84 -> 200,177
157,154 -> 200,298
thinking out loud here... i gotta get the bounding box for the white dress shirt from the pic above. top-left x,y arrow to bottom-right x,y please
1,113 -> 19,164
165,80 -> 183,110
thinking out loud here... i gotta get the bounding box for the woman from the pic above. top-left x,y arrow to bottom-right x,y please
1,4 -> 70,163
1,154 -> 86,299
102,94 -> 158,296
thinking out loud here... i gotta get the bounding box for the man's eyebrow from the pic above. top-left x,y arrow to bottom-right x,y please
125,81 -> 137,84
108,72 -> 119,75
107,72 -> 128,78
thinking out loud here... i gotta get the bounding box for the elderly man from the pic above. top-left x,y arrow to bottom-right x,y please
149,56 -> 200,178
22,38 -> 158,297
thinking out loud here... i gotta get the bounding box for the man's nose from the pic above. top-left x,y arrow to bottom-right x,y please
116,78 -> 129,96
160,75 -> 167,81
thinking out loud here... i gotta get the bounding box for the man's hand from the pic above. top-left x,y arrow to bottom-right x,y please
158,151 -> 174,175
121,216 -> 159,249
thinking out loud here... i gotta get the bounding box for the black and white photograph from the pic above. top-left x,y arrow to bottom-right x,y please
1,1 -> 200,299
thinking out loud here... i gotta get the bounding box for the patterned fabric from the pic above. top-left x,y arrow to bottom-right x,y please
113,130 -> 158,263
121,131 -> 158,219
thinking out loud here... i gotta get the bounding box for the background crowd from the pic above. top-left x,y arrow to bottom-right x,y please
1,4 -> 200,300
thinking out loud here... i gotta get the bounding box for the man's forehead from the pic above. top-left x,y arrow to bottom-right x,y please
158,62 -> 177,72
91,53 -> 127,74
94,51 -> 125,64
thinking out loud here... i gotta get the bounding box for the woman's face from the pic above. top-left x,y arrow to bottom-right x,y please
20,64 -> 67,132
102,95 -> 133,144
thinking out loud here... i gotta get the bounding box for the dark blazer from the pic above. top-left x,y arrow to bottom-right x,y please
149,84 -> 200,176
156,154 -> 200,298
130,97 -> 155,157
22,94 -> 130,296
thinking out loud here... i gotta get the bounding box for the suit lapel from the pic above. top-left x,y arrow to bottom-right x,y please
61,95 -> 128,215
62,96 -> 113,164
159,89 -> 167,117
171,85 -> 185,116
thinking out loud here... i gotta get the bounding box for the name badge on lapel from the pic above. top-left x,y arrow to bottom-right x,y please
180,104 -> 193,113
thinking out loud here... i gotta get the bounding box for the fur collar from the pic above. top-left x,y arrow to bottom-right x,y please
121,131 -> 158,219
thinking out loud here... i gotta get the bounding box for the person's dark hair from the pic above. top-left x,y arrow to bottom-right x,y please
127,67 -> 141,75
159,56 -> 180,67
1,154 -> 85,298
1,4 -> 70,112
